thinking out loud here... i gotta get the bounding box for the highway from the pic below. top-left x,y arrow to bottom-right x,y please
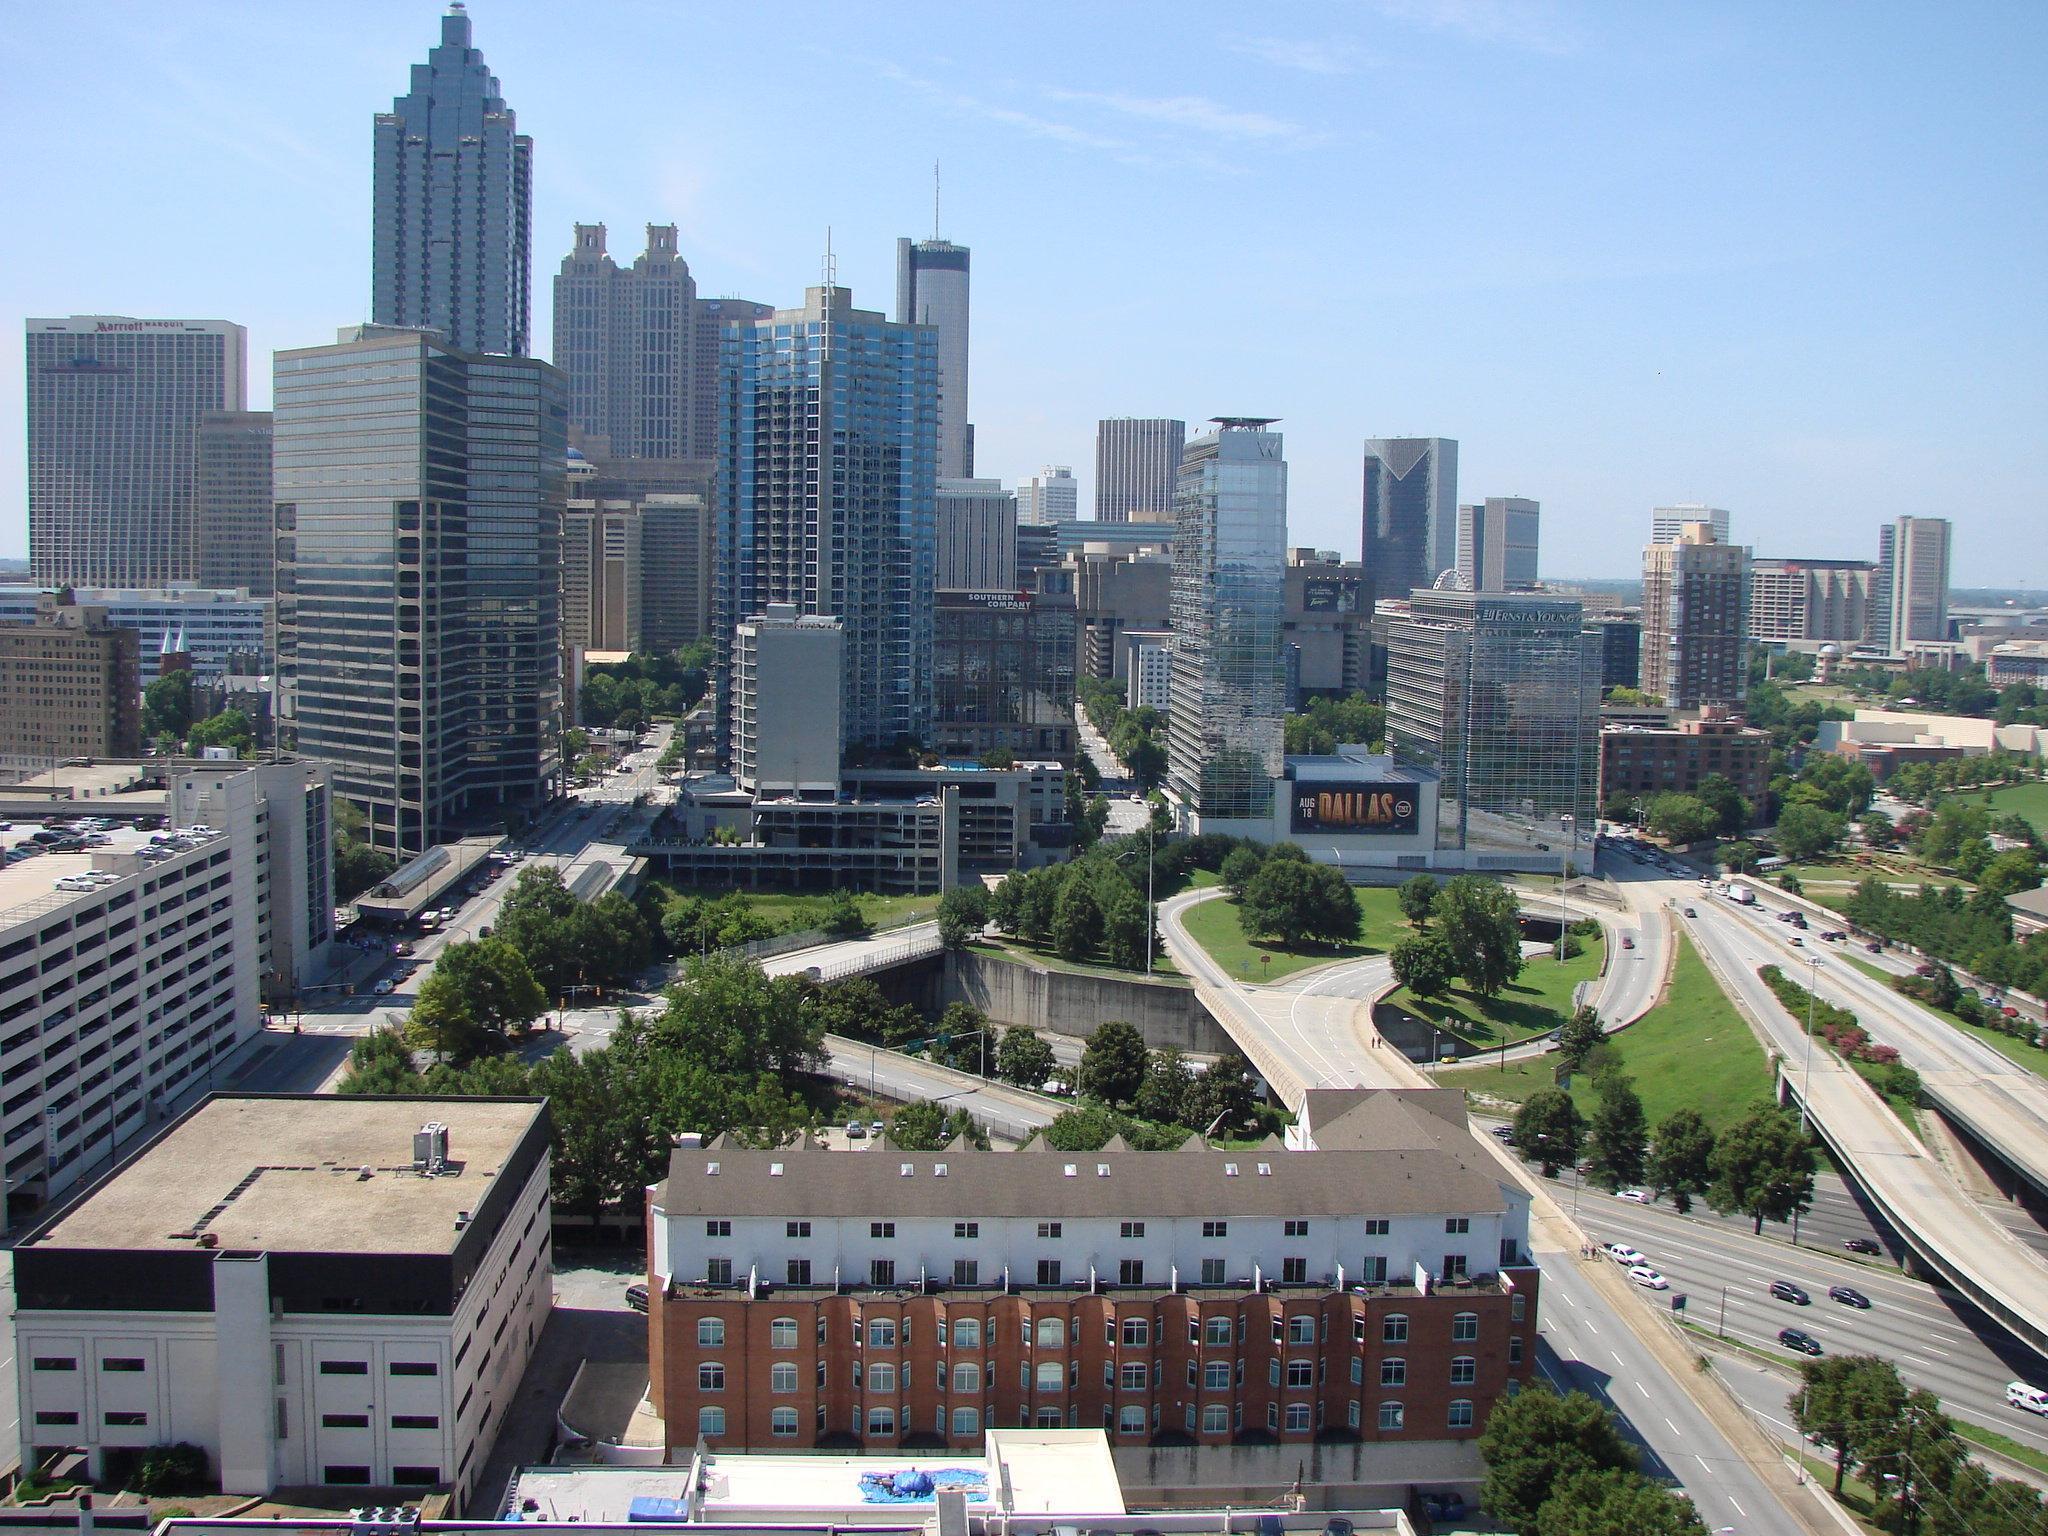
1566,1180 -> 2048,1465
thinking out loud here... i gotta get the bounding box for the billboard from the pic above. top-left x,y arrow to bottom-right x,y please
1290,783 -> 1420,836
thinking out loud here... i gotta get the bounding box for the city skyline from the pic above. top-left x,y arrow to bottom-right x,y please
0,2 -> 2041,583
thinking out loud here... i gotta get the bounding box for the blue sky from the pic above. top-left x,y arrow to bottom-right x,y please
3,0 -> 2042,584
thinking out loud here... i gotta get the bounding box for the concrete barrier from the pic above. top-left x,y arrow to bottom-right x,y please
944,948 -> 1234,1055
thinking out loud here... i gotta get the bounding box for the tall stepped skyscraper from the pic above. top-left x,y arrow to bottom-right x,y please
373,2 -> 531,356
26,316 -> 248,588
721,285 -> 940,752
1094,418 -> 1185,522
554,223 -> 701,460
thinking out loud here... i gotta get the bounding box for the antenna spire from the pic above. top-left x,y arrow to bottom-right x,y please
933,160 -> 941,240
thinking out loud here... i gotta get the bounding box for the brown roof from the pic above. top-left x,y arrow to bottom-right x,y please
661,1092 -> 1507,1222
1298,1086 -> 1474,1152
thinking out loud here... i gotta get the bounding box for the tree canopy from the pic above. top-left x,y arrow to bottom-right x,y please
1707,1103 -> 1816,1234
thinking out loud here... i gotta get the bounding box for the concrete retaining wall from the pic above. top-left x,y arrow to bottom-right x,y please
943,949 -> 1232,1054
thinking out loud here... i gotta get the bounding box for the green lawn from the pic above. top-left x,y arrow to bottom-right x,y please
1438,933 -> 1774,1133
1948,779 -> 2048,840
1176,886 -> 1407,983
1844,956 -> 2048,1072
1380,931 -> 1606,1049
648,883 -> 939,934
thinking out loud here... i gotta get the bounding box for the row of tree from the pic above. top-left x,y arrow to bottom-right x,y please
1515,1088 -> 1816,1233
1844,876 -> 2048,997
579,642 -> 714,730
1887,751 -> 2041,806
1791,1354 -> 2047,1534
987,852 -> 1155,969
1281,691 -> 1385,756
1076,674 -> 1167,789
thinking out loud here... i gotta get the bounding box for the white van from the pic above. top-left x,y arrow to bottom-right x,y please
2008,1381 -> 2048,1415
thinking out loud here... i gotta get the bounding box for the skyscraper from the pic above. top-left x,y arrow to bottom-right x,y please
1651,504 -> 1731,545
372,2 -> 531,356
1167,419 -> 1287,825
553,223 -> 698,460
1360,437 -> 1458,605
1095,418 -> 1185,522
1384,590 -> 1598,867
936,479 -> 1019,591
722,286 -> 938,753
895,236 -> 971,478
275,325 -> 564,855
1454,497 -> 1540,592
196,410 -> 275,595
1747,559 -> 1875,647
1873,516 -> 1952,652
26,316 -> 248,588
1016,465 -> 1078,526
1640,521 -> 1750,710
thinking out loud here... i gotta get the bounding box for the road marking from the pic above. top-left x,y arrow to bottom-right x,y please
1612,1351 -> 1626,1369
1636,1380 -> 1650,1397
1695,1455 -> 1712,1472
1664,1417 -> 1679,1433
1728,1496 -> 1746,1517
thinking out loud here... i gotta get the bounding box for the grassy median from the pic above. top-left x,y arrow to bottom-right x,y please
1175,884 -> 1408,983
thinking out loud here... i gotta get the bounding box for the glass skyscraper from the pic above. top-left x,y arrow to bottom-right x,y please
720,286 -> 938,754
895,238 -> 971,478
274,325 -> 564,855
1386,590 -> 1598,869
1167,419 -> 1287,824
1094,418 -> 1185,522
26,316 -> 248,588
1361,436 -> 1458,606
372,3 -> 531,357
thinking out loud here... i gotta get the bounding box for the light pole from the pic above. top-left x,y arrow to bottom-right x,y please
1556,815 -> 1575,963
1145,817 -> 1155,976
1799,955 -> 1822,1134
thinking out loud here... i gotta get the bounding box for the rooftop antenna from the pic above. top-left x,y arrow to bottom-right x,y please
933,159 -> 942,241
820,227 -> 837,359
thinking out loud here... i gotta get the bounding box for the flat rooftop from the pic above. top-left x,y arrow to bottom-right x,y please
0,820 -> 203,924
26,1095 -> 545,1256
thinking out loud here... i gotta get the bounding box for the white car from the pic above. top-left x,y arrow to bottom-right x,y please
1605,1243 -> 1646,1266
1628,1265 -> 1670,1290
1617,1189 -> 1653,1205
372,979 -> 395,995
2009,1382 -> 2048,1416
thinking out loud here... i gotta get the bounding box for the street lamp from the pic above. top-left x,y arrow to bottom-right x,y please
1799,954 -> 1823,1134
1556,815 -> 1576,963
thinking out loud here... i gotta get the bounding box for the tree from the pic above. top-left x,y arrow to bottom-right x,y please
411,938 -> 547,1058
1123,733 -> 1167,790
1133,1046 -> 1196,1128
141,668 -> 195,742
1646,1108 -> 1714,1213
1978,848 -> 2043,900
1719,840 -> 1759,874
1390,933 -> 1457,998
1586,1072 -> 1648,1189
1185,1050 -> 1262,1135
1052,877 -> 1101,962
1555,1005 -> 1605,1071
1434,875 -> 1525,996
1646,793 -> 1718,845
1707,1104 -> 1816,1234
820,888 -> 870,938
337,1027 -> 422,1094
1535,1468 -> 1705,1536
1859,809 -> 1897,848
1077,1020 -> 1149,1109
1791,1355 -> 1908,1497
187,707 -> 255,756
1514,1088 -> 1585,1177
1476,1383 -> 1637,1533
995,1025 -> 1056,1090
1220,846 -> 1264,901
1398,873 -> 1440,929
936,886 -> 990,950
1694,773 -> 1749,838
528,1044 -> 665,1226
977,746 -> 1016,769
1775,802 -> 1846,862
888,1099 -> 951,1149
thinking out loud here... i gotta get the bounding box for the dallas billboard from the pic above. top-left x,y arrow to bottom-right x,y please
1290,784 -> 1420,836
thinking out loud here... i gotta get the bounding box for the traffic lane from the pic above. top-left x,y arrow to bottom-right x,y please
1536,1251 -> 1808,1536
1571,1191 -> 2048,1458
224,1029 -> 358,1094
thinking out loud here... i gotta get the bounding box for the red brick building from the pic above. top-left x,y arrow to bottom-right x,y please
1600,710 -> 1771,821
647,1090 -> 1539,1458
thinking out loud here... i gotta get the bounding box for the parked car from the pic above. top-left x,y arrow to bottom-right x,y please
1628,1265 -> 1669,1290
1829,1285 -> 1871,1309
1844,1237 -> 1882,1255
1779,1327 -> 1823,1356
625,1283 -> 649,1314
845,1121 -> 867,1140
1769,1280 -> 1811,1305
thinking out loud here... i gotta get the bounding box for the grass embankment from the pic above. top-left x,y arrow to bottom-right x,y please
1948,778 -> 2048,840
646,883 -> 939,933
1438,934 -> 1772,1132
1176,885 -> 1408,983
972,937 -> 1189,985
1380,931 -> 1606,1050
1844,956 -> 2047,1072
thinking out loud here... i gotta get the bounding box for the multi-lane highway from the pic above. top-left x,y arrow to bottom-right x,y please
1567,1180 -> 2048,1464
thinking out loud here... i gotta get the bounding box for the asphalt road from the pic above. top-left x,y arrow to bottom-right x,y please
1564,1179 -> 2048,1462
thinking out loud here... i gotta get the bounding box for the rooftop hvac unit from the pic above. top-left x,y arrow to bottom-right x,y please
413,1121 -> 451,1173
